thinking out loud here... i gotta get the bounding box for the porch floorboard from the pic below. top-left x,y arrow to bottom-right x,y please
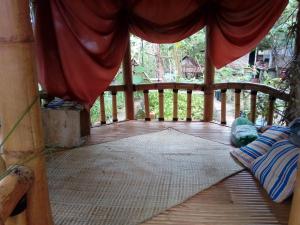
85,121 -> 290,225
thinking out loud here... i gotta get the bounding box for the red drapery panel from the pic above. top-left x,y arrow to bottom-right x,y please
35,0 -> 287,108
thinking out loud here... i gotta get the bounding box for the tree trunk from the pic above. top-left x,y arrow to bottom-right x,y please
287,0 -> 300,121
155,44 -> 164,82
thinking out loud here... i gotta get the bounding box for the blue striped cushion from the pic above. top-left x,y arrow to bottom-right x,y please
231,126 -> 290,168
251,139 -> 299,202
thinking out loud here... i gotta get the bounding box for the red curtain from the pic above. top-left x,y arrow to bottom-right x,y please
35,0 -> 288,108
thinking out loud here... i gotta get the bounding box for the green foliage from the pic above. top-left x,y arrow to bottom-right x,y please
147,90 -> 204,121
90,92 -> 125,124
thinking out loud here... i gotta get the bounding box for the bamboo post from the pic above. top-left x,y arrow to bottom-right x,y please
250,90 -> 257,123
111,91 -> 118,122
173,89 -> 178,121
267,96 -> 275,126
289,160 -> 300,225
122,35 -> 134,120
186,90 -> 192,122
288,3 -> 300,224
158,90 -> 164,121
221,89 -> 227,125
235,89 -> 241,118
0,1 -> 53,225
203,26 -> 215,122
99,93 -> 106,125
0,166 -> 33,223
143,90 -> 150,121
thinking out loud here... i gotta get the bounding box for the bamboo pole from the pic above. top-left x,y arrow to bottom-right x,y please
111,92 -> 118,122
203,26 -> 215,122
99,93 -> 106,125
0,1 -> 53,225
288,3 -> 300,224
221,89 -> 227,125
143,90 -> 150,121
122,35 -> 134,120
267,96 -> 275,126
0,166 -> 33,223
235,89 -> 241,118
250,90 -> 257,123
186,90 -> 192,122
173,89 -> 178,121
158,90 -> 164,121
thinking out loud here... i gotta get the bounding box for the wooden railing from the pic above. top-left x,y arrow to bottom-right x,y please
99,82 -> 289,125
0,166 -> 33,224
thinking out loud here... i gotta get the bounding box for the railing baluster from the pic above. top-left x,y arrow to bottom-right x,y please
250,90 -> 257,123
221,89 -> 227,125
144,90 -> 150,121
186,90 -> 192,122
99,93 -> 106,125
158,89 -> 164,121
234,89 -> 241,118
111,91 -> 118,122
267,96 -> 276,125
173,89 -> 178,121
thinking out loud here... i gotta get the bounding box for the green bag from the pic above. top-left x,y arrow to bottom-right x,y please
231,117 -> 258,147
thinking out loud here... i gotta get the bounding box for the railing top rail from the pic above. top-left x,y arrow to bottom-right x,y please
212,82 -> 289,101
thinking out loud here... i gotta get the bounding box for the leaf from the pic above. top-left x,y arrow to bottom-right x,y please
134,65 -> 145,73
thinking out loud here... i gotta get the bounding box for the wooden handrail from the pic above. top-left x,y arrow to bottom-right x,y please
134,83 -> 205,91
41,81 -> 290,125
0,166 -> 33,223
211,82 -> 289,101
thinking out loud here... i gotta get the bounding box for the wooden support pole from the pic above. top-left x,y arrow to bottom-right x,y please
221,89 -> 227,125
99,93 -> 106,125
203,26 -> 215,122
288,3 -> 300,225
158,90 -> 164,121
235,89 -> 241,118
250,90 -> 257,123
267,96 -> 275,126
173,89 -> 178,121
143,90 -> 150,121
186,90 -> 192,122
0,1 -> 53,225
0,166 -> 33,223
111,92 -> 118,122
122,35 -> 134,120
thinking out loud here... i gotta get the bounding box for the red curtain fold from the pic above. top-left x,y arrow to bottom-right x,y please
35,0 -> 288,108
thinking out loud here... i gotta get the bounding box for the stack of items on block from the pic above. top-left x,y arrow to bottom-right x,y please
231,118 -> 300,203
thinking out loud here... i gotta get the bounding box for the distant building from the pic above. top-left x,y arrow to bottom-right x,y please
181,56 -> 203,79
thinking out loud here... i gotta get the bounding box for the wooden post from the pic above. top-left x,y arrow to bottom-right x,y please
235,89 -> 241,118
203,26 -> 215,122
186,90 -> 192,122
250,90 -> 257,123
267,96 -> 275,126
0,1 -> 53,225
143,90 -> 150,121
158,90 -> 164,121
288,3 -> 300,225
122,35 -> 134,120
289,160 -> 300,225
99,93 -> 106,125
173,89 -> 178,121
111,91 -> 118,122
221,89 -> 227,125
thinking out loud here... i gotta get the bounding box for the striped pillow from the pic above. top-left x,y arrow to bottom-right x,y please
251,139 -> 300,203
231,126 -> 290,168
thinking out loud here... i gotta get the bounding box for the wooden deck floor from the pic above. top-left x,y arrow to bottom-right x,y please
87,121 -> 291,225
